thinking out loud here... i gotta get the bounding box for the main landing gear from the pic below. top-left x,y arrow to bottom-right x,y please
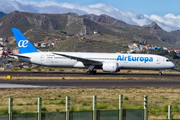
86,65 -> 96,74
86,70 -> 97,75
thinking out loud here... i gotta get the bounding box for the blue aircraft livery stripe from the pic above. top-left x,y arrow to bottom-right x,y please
117,55 -> 153,63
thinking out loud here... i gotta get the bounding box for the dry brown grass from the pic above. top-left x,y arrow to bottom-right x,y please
0,88 -> 180,120
0,69 -> 180,119
5,68 -> 180,74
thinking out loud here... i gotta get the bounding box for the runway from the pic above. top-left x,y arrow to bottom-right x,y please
1,71 -> 180,78
0,80 -> 180,88
0,71 -> 180,88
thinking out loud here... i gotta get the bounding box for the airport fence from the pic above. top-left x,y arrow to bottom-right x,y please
0,95 -> 176,120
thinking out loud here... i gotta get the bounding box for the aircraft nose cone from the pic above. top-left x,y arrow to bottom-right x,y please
169,62 -> 175,69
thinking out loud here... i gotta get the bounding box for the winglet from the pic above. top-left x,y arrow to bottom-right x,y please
11,28 -> 39,54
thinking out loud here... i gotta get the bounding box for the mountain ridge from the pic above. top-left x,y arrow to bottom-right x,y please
0,11 -> 180,51
0,12 -> 6,17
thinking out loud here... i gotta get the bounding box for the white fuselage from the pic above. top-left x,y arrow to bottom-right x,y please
18,52 -> 175,70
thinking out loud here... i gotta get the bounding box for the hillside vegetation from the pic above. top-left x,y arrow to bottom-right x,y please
0,11 -> 180,52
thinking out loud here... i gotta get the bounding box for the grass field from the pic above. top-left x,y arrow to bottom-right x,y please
0,88 -> 180,120
0,70 -> 180,120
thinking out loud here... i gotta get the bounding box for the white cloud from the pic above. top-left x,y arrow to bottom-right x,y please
145,14 -> 180,31
88,3 -> 105,9
0,0 -> 180,32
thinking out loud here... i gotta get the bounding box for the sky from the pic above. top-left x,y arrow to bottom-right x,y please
30,0 -> 180,16
1,0 -> 180,32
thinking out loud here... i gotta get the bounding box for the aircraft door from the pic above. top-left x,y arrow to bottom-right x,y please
156,57 -> 161,64
40,54 -> 45,64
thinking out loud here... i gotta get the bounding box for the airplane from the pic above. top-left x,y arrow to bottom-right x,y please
11,28 -> 175,75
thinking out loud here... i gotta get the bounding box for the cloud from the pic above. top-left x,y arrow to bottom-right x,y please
0,0 -> 180,32
145,14 -> 180,31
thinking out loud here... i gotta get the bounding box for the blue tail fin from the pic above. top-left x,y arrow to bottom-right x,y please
11,28 -> 39,54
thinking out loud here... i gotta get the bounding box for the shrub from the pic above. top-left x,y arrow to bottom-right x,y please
38,68 -> 41,72
25,68 -> 32,71
82,101 -> 89,106
59,69 -> 64,72
56,109 -> 60,112
11,67 -> 20,71
0,108 -> 8,113
56,100 -> 65,105
41,107 -> 47,112
127,70 -> 132,73
34,100 -> 38,105
17,103 -> 23,106
124,96 -> 129,100
97,103 -> 108,109
49,68 -> 55,71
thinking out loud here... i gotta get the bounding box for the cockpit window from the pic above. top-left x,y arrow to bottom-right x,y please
166,59 -> 170,62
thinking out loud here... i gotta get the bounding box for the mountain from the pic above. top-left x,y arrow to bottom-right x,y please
0,0 -> 179,32
170,30 -> 180,37
0,11 -> 180,52
83,14 -> 180,48
0,12 -> 6,17
142,22 -> 180,46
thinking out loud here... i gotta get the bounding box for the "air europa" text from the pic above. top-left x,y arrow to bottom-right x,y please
116,55 -> 153,63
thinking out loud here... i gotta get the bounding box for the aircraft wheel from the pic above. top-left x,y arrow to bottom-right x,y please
86,70 -> 96,75
159,72 -> 162,75
86,70 -> 93,75
92,70 -> 97,74
86,70 -> 92,75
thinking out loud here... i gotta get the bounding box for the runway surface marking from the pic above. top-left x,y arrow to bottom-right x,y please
1,80 -> 180,88
0,83 -> 47,88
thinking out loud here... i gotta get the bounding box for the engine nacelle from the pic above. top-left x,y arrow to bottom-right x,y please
102,62 -> 119,73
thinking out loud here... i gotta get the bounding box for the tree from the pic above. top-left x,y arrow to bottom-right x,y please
169,51 -> 179,59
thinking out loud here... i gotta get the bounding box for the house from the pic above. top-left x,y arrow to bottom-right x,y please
128,43 -> 144,52
143,44 -> 152,50
94,31 -> 98,34
174,50 -> 180,54
12,49 -> 19,54
34,42 -> 47,48
0,44 -> 4,50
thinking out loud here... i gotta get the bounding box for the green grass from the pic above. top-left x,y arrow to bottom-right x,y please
0,88 -> 180,120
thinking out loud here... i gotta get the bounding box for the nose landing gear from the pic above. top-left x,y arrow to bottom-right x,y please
159,70 -> 164,75
159,72 -> 162,75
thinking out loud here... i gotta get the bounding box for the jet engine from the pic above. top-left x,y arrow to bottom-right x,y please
102,62 -> 119,72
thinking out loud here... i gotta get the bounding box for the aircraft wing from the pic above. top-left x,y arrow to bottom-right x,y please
53,52 -> 102,65
11,54 -> 31,58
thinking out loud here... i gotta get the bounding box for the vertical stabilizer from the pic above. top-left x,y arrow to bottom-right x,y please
11,28 -> 39,54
